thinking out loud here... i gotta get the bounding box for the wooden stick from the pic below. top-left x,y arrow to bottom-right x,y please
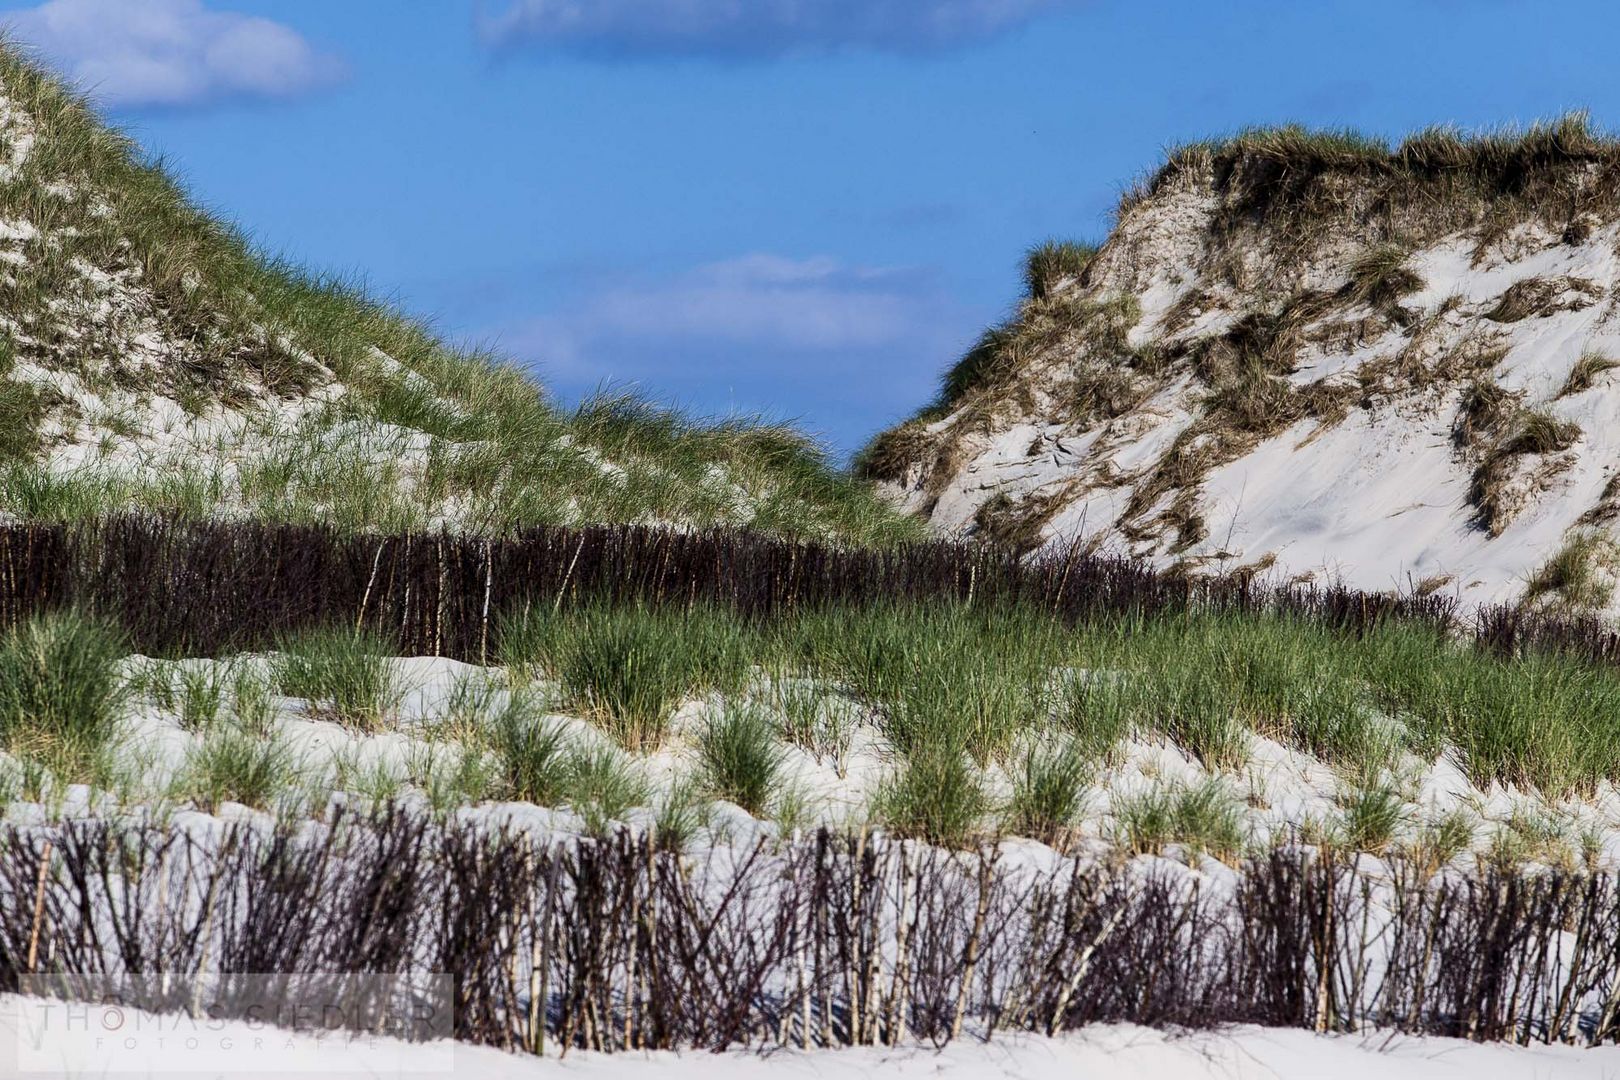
1048,902 -> 1126,1037
26,840 -> 52,974
553,535 -> 587,615
525,850 -> 546,1056
860,845 -> 882,1046
848,829 -> 867,1045
1314,855 -> 1335,1034
355,540 -> 387,633
951,846 -> 996,1042
886,844 -> 913,1047
792,849 -> 810,1048
191,839 -> 229,1021
479,539 -> 495,665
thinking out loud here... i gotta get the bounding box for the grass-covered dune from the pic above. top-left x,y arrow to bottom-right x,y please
859,114 -> 1620,627
1124,114 -> 1620,246
872,114 -> 1620,445
0,43 -> 915,544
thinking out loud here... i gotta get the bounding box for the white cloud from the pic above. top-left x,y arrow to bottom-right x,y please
488,253 -> 979,451
6,0 -> 342,108
503,254 -> 958,380
480,0 -> 1077,57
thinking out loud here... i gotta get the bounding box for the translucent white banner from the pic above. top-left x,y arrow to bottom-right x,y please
9,973 -> 455,1076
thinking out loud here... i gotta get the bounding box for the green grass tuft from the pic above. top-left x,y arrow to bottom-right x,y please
698,702 -> 787,816
0,610 -> 128,778
177,727 -> 298,812
652,776 -> 712,849
1335,785 -> 1407,853
563,745 -> 649,834
1006,741 -> 1090,845
1112,779 -> 1247,862
272,627 -> 400,733
531,605 -> 753,753
874,744 -> 989,847
491,706 -> 571,805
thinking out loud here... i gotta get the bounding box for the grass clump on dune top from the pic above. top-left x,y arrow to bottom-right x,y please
1112,779 -> 1248,863
1123,113 -> 1620,236
491,706 -> 570,805
790,602 -> 1062,765
563,744 -> 649,835
1006,741 -> 1091,844
1334,785 -> 1407,854
1024,240 -> 1099,300
874,744 -> 989,846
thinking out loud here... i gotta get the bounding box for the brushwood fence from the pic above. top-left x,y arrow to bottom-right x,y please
0,517 -> 1608,664
2,812 -> 1620,1052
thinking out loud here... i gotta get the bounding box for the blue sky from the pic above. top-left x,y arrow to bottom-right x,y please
0,0 -> 1613,456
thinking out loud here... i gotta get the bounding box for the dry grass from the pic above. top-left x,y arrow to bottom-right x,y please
1580,475 -> 1620,527
930,295 -> 1142,414
870,287 -> 1146,493
1469,407 -> 1582,535
1560,350 -> 1620,397
971,489 -> 1064,555
1454,379 -> 1518,447
1155,288 -> 1211,337
1524,532 -> 1616,612
1121,114 -> 1620,266
1070,361 -> 1150,423
1342,245 -> 1425,310
1190,291 -> 1338,386
1203,359 -> 1303,435
935,324 -> 1021,411
1502,409 -> 1583,456
1110,289 -> 1362,546
1484,276 -> 1602,323
851,417 -> 935,484
1118,432 -> 1222,547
